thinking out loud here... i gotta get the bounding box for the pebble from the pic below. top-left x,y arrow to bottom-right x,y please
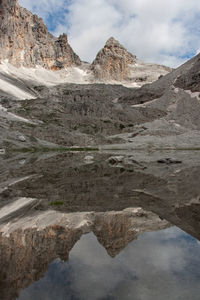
18,135 -> 26,142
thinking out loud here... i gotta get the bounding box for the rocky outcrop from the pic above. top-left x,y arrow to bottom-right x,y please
0,0 -> 81,69
91,37 -> 171,83
91,37 -> 137,81
174,55 -> 200,92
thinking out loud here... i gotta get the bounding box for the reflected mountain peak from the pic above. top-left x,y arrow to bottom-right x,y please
0,208 -> 169,300
1,150 -> 200,299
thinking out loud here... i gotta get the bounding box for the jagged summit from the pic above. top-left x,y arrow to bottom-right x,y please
0,1 -> 171,87
91,37 -> 137,81
91,37 -> 171,83
105,36 -> 125,46
0,0 -> 81,69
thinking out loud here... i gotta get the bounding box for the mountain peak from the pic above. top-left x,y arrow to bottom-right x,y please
91,37 -> 137,81
0,0 -> 81,69
105,37 -> 121,46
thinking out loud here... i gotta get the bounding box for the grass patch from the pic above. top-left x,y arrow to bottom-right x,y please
50,201 -> 64,206
11,147 -> 99,153
101,147 -> 200,151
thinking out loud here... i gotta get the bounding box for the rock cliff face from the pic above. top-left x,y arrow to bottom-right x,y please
91,37 -> 171,83
91,37 -> 137,81
0,0 -> 171,85
0,0 -> 81,69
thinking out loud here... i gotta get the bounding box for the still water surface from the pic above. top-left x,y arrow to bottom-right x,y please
18,227 -> 200,300
0,151 -> 200,300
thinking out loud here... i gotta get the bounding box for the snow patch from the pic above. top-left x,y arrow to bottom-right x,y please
0,77 -> 34,99
131,98 -> 159,108
0,60 -> 171,98
0,104 -> 36,124
0,197 -> 36,220
185,89 -> 200,100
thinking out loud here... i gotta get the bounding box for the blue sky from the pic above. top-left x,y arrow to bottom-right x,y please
19,0 -> 200,67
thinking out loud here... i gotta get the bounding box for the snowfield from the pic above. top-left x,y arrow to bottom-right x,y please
0,60 -> 170,100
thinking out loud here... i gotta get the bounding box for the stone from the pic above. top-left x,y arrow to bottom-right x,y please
108,156 -> 124,165
0,148 -> 5,154
84,155 -> 94,161
18,135 -> 26,142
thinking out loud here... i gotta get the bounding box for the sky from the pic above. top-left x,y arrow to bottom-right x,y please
19,0 -> 200,67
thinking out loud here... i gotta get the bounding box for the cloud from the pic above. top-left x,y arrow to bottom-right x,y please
19,0 -> 200,67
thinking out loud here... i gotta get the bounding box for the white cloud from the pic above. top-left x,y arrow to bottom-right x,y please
19,0 -> 200,67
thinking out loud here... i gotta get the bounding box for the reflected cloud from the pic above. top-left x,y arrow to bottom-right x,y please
18,227 -> 200,300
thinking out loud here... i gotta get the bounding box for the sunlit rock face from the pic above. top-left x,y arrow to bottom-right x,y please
0,209 -> 169,300
0,0 -> 81,69
91,37 -> 137,81
91,37 -> 171,83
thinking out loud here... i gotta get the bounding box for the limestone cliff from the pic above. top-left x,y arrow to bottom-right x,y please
0,0 -> 81,69
91,37 -> 137,81
91,37 -> 171,83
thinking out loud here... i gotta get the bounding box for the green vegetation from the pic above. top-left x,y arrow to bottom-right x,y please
102,147 -> 200,151
11,146 -> 99,153
49,201 -> 64,206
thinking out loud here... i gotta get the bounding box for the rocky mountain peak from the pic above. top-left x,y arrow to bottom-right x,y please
0,0 -> 81,69
106,37 -> 122,47
105,36 -> 122,46
0,2 -> 171,85
91,37 -> 137,81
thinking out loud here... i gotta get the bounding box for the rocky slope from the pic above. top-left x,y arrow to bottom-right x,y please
100,51 -> 200,151
0,0 -> 81,69
1,47 -> 200,151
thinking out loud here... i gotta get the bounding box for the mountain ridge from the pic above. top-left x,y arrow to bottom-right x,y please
0,0 -> 81,69
0,0 -> 171,86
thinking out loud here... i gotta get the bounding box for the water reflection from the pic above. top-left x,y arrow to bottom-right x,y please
0,150 -> 200,299
1,151 -> 200,239
0,208 -> 169,300
18,227 -> 200,300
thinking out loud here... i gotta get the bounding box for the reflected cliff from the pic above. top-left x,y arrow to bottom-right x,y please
0,208 -> 169,300
0,150 -> 200,299
18,227 -> 200,300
